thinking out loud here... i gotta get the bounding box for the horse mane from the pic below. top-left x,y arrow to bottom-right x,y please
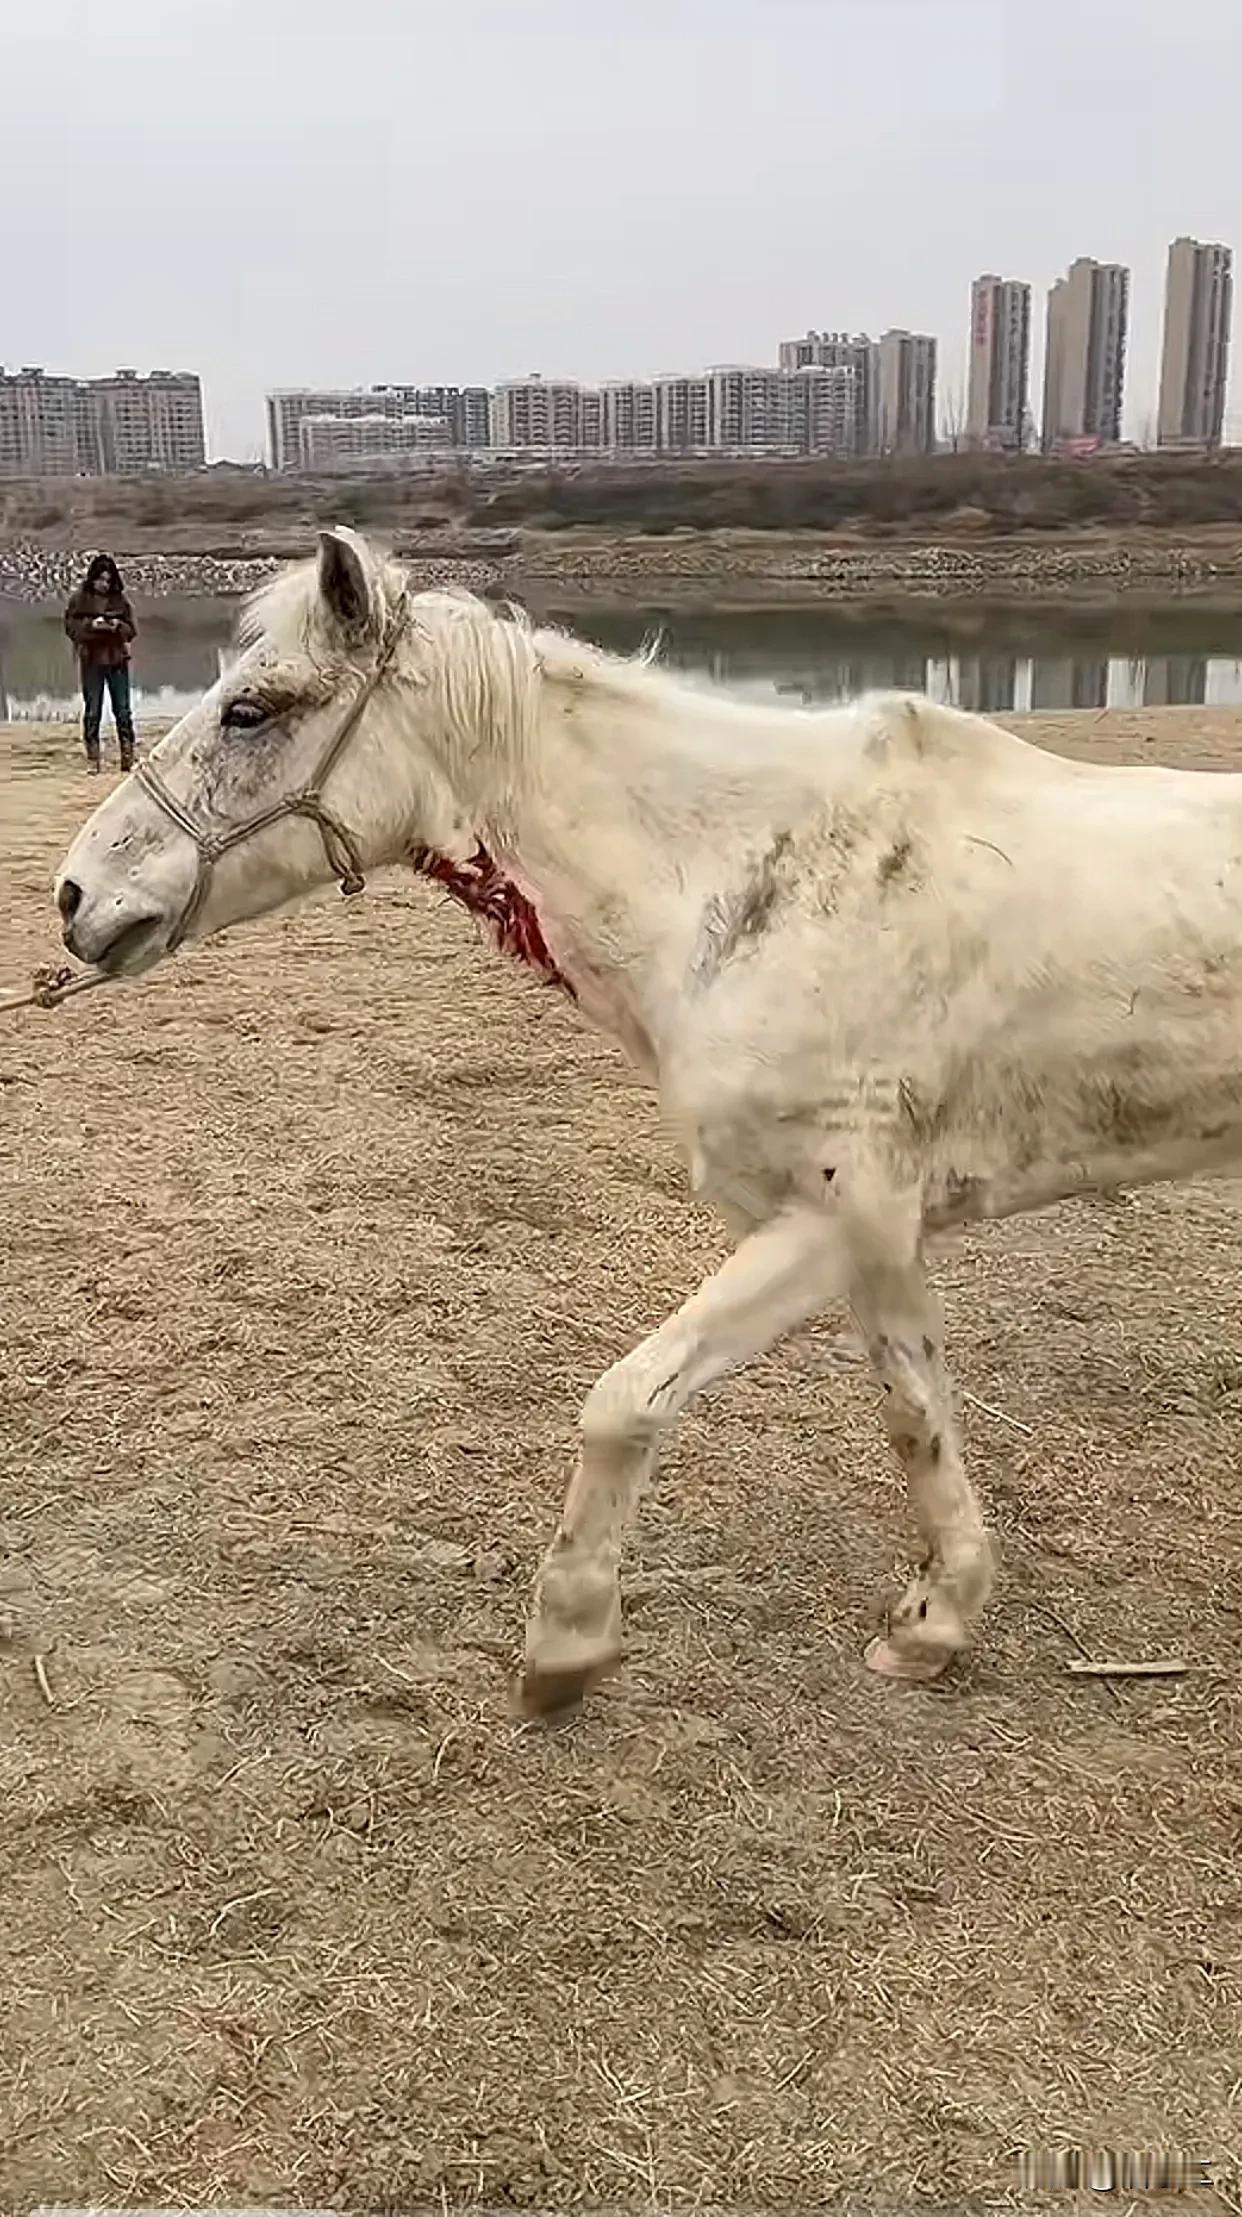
237,556 -> 677,780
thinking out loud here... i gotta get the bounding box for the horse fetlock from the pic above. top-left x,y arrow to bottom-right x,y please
945,1528 -> 996,1614
534,1546 -> 621,1638
521,1563 -> 623,1717
894,1570 -> 969,1651
865,1543 -> 991,1683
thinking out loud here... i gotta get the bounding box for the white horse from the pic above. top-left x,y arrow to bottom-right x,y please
55,526 -> 1242,1711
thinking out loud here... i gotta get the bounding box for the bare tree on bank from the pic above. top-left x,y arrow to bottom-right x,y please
940,380 -> 967,453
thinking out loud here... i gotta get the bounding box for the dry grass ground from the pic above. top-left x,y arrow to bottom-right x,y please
2,708 -> 1242,2214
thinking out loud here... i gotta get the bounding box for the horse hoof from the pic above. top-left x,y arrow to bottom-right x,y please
863,1634 -> 952,1684
515,1650 -> 620,1721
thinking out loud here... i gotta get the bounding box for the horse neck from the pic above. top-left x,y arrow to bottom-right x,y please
480,661 -> 770,1063
397,625 -> 830,1069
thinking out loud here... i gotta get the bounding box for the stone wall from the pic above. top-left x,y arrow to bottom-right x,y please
0,542 -> 503,606
4,531 -> 1242,609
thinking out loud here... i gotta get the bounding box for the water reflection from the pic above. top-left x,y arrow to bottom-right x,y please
1030,659 -> 1109,710
0,602 -> 233,723
575,604 -> 1242,715
956,657 -> 1019,713
1143,657 -> 1209,706
3,594 -> 1242,721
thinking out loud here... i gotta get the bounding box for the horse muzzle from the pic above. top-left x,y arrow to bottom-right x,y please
55,873 -> 172,975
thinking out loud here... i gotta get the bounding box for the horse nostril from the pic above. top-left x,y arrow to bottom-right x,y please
57,878 -> 83,924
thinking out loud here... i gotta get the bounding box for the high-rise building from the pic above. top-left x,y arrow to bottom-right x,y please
492,376 -> 588,450
875,331 -> 938,454
298,412 -> 453,470
457,386 -> 493,449
93,371 -> 206,472
266,383 -> 491,468
783,364 -> 860,456
654,374 -> 710,452
707,367 -> 790,451
600,365 -> 860,456
778,331 -> 876,451
0,365 -> 204,475
1157,236 -> 1233,448
601,381 -> 658,451
966,276 -> 1031,450
1041,257 -> 1129,451
391,383 -> 492,451
0,369 -> 89,474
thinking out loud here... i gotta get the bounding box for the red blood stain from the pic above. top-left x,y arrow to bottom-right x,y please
411,843 -> 575,998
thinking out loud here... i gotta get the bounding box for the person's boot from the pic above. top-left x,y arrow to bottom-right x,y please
86,748 -> 101,776
119,739 -> 134,774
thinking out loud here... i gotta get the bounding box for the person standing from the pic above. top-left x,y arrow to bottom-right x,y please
64,554 -> 138,774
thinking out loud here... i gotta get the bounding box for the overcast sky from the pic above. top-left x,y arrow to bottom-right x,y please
5,0 -> 1239,459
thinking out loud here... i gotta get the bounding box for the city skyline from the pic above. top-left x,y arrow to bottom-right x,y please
4,229 -> 1233,473
5,0 -> 1240,462
265,243 -> 1226,463
266,240 -> 1230,464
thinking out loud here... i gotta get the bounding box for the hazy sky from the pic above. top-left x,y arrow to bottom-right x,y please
5,0 -> 1239,459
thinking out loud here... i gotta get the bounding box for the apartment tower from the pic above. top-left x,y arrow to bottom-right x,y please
654,374 -> 710,452
94,371 -> 206,473
0,365 -> 205,475
1041,257 -> 1129,450
966,275 -> 1031,449
298,413 -> 452,470
601,381 -> 658,451
874,331 -> 937,455
266,384 -> 492,469
778,331 -> 876,452
1157,236 -> 1232,448
492,377 -> 588,449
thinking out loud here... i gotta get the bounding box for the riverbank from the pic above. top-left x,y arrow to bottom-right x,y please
6,523 -> 1242,613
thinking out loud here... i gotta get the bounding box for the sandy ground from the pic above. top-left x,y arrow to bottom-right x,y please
2,707 -> 1242,2213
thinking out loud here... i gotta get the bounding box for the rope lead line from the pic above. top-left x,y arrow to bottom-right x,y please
0,964 -> 112,1017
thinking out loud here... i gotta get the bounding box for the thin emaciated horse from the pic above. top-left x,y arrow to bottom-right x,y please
54,528 -> 1242,1711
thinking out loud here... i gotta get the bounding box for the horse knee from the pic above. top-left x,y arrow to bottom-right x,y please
581,1351 -> 678,1452
580,1373 -> 656,1450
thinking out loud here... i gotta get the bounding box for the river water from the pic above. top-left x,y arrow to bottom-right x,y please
5,594 -> 1242,723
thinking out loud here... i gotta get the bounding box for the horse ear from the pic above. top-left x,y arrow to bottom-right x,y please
316,528 -> 380,639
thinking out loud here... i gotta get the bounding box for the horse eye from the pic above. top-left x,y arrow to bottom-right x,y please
222,698 -> 269,732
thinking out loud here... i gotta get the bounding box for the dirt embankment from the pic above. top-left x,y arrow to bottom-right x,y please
5,449 -> 1242,608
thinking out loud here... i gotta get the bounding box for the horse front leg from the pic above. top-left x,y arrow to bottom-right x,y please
849,1252 -> 994,1681
520,1204 -> 849,1715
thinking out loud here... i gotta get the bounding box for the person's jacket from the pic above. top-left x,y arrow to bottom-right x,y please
65,587 -> 137,670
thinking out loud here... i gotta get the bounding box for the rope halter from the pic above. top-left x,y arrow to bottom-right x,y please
133,594 -> 409,955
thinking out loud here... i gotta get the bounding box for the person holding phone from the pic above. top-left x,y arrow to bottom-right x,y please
63,553 -> 138,774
